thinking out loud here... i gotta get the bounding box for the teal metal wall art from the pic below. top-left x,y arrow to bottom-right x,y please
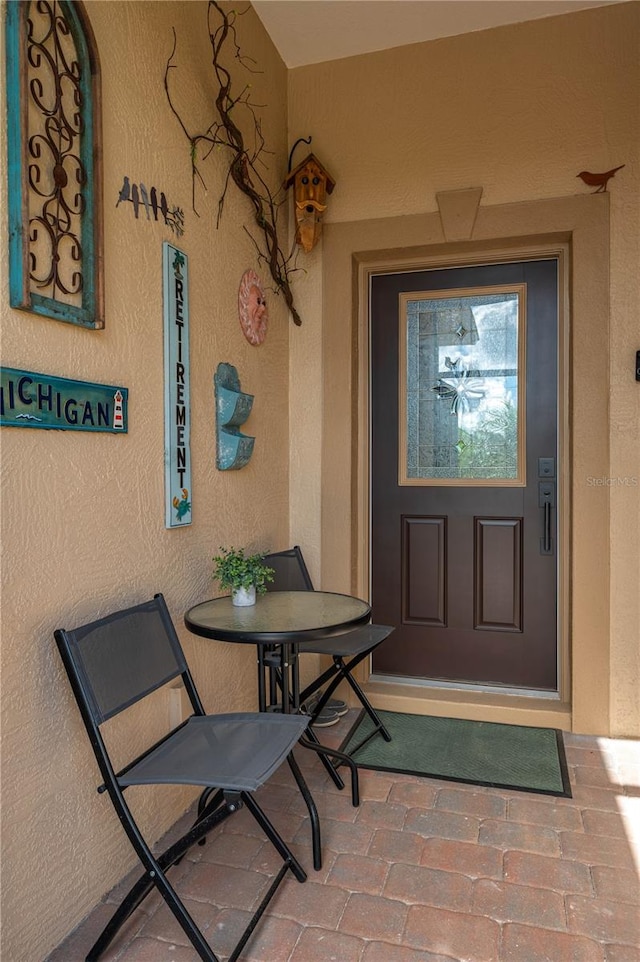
214,363 -> 255,471
0,368 -> 127,432
163,243 -> 192,527
5,1 -> 104,328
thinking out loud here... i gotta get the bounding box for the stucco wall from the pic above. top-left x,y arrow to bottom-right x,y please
288,2 -> 640,737
2,3 -> 639,958
0,2 -> 292,958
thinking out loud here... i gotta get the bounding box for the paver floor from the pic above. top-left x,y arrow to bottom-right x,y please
46,712 -> 640,962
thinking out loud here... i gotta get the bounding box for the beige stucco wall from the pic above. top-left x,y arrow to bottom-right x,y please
0,2 -> 293,958
1,2 -> 639,958
288,2 -> 640,737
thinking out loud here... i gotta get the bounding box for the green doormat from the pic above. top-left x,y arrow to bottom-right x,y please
342,710 -> 572,797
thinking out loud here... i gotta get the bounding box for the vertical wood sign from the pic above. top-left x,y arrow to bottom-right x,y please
163,242 -> 192,528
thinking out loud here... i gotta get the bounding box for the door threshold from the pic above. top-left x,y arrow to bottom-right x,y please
370,672 -> 562,701
364,674 -> 572,730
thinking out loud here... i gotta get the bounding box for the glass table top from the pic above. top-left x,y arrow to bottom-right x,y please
185,590 -> 371,644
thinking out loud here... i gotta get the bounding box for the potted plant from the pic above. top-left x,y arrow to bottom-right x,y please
212,546 -> 274,606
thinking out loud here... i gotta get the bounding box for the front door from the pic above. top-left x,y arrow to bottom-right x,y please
370,259 -> 559,691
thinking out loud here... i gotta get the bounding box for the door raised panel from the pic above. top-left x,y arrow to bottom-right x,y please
402,516 -> 446,626
474,518 -> 523,631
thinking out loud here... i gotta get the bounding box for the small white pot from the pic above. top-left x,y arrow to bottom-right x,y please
232,585 -> 256,607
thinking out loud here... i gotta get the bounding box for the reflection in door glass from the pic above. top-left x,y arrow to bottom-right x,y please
401,287 -> 524,483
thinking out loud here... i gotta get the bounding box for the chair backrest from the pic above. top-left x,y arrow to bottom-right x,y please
55,593 -> 198,727
263,546 -> 314,592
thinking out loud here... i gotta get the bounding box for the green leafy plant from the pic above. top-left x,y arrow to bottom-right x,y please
212,546 -> 274,595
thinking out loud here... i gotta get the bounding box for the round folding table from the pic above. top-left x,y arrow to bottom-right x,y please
185,589 -> 372,713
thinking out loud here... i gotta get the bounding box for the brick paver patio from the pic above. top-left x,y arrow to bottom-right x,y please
46,713 -> 640,962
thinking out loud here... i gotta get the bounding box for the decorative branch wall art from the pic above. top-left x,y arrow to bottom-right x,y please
238,269 -> 268,345
116,176 -> 184,236
164,1 -> 303,326
6,0 -> 104,328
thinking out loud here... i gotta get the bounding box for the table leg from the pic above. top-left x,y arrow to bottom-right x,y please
262,644 -> 292,712
291,642 -> 300,712
268,645 -> 279,707
279,642 -> 290,712
256,646 -> 267,712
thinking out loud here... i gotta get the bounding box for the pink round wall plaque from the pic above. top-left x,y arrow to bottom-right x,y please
238,269 -> 268,345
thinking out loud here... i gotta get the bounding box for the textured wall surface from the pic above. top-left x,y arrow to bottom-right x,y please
288,2 -> 640,735
2,3 -> 639,959
0,2 -> 293,958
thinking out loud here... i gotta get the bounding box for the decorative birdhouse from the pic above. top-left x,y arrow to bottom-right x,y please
284,153 -> 335,253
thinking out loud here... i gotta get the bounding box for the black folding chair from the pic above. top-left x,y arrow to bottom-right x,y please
55,593 -> 318,962
263,546 -> 394,754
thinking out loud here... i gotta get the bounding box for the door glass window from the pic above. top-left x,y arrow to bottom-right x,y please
399,285 -> 526,485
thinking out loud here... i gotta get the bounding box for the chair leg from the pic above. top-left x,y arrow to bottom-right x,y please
88,786 -> 304,962
300,657 -> 392,743
241,791 -> 307,882
147,867 -> 221,962
87,811 -> 231,961
197,786 -> 225,820
259,654 -> 361,806
227,861 -> 291,962
298,660 -> 342,706
184,787 -> 226,854
298,735 -> 360,807
337,659 -> 393,742
287,752 -> 322,870
302,723 -> 346,790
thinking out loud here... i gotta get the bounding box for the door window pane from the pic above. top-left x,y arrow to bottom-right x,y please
399,285 -> 526,485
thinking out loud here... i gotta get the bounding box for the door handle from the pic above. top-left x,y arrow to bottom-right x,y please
538,481 -> 555,555
543,501 -> 552,553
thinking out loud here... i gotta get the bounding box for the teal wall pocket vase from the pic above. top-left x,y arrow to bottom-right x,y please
214,363 -> 255,471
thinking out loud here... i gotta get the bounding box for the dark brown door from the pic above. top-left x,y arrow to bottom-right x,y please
371,259 -> 558,691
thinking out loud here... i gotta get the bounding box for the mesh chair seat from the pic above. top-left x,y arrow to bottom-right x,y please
55,593 -> 319,962
301,624 -> 393,659
120,713 -> 309,791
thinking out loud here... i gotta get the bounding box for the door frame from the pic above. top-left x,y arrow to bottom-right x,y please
320,194 -> 611,733
363,248 -> 568,703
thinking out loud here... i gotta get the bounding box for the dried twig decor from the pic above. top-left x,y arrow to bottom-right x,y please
164,1 -> 302,325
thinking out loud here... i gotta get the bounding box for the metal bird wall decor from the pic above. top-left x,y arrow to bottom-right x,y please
576,165 -> 625,193
116,176 -> 184,235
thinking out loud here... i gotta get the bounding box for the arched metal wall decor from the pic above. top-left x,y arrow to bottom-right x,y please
5,0 -> 104,328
